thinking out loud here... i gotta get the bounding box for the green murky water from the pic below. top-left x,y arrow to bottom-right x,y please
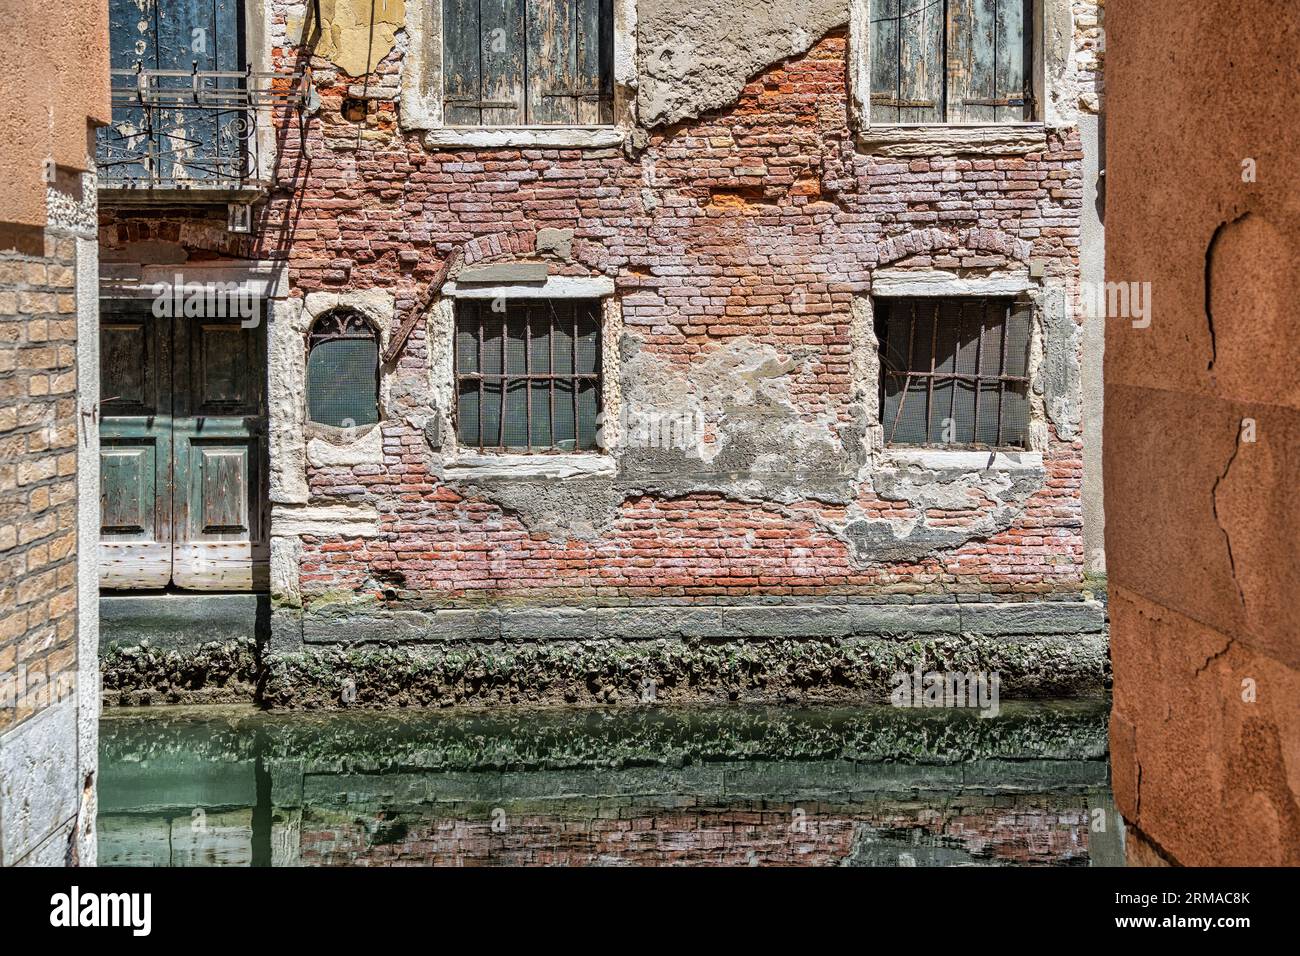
97,701 -> 1122,866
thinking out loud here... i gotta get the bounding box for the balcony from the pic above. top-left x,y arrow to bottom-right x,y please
96,63 -> 310,201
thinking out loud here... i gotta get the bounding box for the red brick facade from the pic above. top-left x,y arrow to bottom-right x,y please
100,29 -> 1089,609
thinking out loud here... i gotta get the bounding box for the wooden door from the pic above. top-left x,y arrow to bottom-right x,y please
100,302 -> 173,588
99,302 -> 268,591
171,314 -> 269,590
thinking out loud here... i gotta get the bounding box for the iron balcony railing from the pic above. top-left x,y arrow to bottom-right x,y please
96,62 -> 312,190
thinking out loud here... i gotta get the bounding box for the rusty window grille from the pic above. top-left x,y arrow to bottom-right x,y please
306,310 -> 380,429
441,0 -> 615,127
455,299 -> 602,452
876,296 -> 1032,449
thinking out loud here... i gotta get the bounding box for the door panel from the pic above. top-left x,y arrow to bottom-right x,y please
98,303 -> 268,591
171,316 -> 268,591
100,306 -> 173,589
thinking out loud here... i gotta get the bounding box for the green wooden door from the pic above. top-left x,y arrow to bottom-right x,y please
100,302 -> 173,588
99,302 -> 268,591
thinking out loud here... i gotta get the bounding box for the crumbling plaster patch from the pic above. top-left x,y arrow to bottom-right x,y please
637,0 -> 848,128
838,456 -> 1048,564
418,277 -> 1069,564
273,290 -> 396,482
271,292 -> 395,605
295,0 -> 406,78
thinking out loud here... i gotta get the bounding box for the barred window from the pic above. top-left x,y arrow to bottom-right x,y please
442,0 -> 614,126
306,310 -> 380,429
455,299 -> 602,452
876,296 -> 1032,448
870,0 -> 1034,124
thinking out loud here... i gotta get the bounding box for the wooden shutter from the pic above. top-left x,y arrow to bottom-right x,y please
526,0 -> 578,124
950,0 -> 1032,123
870,0 -> 1032,125
444,0 -> 611,126
898,0 -> 944,123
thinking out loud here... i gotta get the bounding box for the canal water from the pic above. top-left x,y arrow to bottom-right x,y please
98,700 -> 1122,866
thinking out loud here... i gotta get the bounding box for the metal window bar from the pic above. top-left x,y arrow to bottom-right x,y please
97,63 -> 311,188
879,296 -> 1030,449
455,299 -> 602,453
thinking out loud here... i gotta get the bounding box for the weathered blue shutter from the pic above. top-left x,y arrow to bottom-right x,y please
871,0 -> 1032,126
444,0 -> 611,126
102,0 -> 245,183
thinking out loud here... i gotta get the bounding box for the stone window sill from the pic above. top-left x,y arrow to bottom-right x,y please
445,452 -> 616,480
857,124 -> 1048,157
880,448 -> 1044,471
424,126 -> 626,149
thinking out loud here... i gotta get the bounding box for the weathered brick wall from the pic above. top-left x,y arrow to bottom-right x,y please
0,237 -> 80,733
101,23 -> 1091,609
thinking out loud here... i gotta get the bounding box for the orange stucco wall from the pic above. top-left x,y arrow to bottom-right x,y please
1106,0 -> 1300,865
0,0 -> 111,232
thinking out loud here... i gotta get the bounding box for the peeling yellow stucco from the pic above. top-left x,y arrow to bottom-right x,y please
300,0 -> 406,78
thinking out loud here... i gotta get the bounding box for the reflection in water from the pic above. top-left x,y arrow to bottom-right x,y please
98,701 -> 1123,866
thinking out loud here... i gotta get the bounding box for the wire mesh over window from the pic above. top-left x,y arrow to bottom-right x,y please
306,311 -> 380,428
876,296 -> 1032,449
455,299 -> 602,452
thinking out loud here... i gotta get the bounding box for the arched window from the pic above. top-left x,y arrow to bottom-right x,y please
306,309 -> 379,429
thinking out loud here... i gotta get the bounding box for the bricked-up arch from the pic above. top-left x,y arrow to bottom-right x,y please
874,227 -> 1032,268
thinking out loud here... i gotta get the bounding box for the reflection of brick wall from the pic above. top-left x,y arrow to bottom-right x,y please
0,236 -> 80,734
299,800 -> 1093,868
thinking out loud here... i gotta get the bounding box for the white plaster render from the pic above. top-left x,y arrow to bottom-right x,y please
443,276 -> 617,299
74,213 -> 101,867
882,448 -> 1046,472
99,259 -> 290,299
445,453 -> 618,480
268,297 -> 310,505
306,424 -> 384,466
271,503 -> 384,537
269,534 -> 303,605
424,127 -> 626,149
400,0 -> 638,141
872,268 -> 1034,297
855,125 -> 1050,157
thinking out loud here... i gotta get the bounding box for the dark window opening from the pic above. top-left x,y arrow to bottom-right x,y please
455,298 -> 602,452
442,0 -> 615,126
876,296 -> 1032,448
869,0 -> 1035,124
306,310 -> 380,429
